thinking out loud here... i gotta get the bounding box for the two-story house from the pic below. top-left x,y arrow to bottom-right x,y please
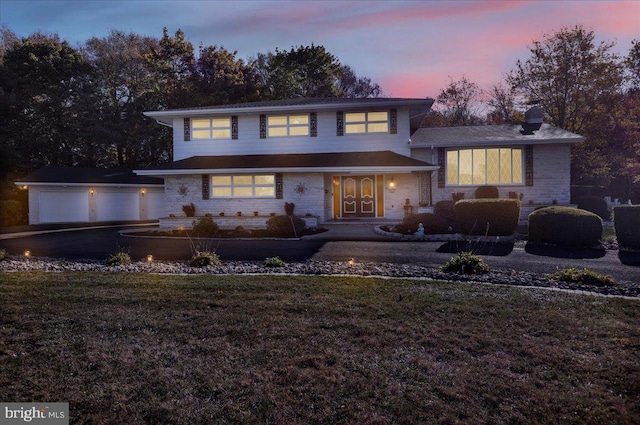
136,98 -> 440,226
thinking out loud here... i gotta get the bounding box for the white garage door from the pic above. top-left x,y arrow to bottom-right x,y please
39,191 -> 89,223
96,191 -> 140,222
146,191 -> 165,219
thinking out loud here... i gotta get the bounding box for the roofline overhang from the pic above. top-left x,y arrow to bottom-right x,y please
135,165 -> 439,177
14,182 -> 164,188
408,137 -> 585,149
144,98 -> 434,125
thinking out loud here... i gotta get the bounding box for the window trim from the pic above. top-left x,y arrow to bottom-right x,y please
345,111 -> 390,134
191,117 -> 232,140
267,114 -> 310,137
445,147 -> 524,186
209,174 -> 276,198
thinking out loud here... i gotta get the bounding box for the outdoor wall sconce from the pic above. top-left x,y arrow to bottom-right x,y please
90,189 -> 95,197
141,189 -> 146,196
20,185 -> 28,190
388,176 -> 396,192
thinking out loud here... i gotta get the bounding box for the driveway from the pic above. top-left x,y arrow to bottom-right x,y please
0,225 -> 638,284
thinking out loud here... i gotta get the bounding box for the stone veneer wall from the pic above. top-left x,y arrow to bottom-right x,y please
164,173 -> 326,221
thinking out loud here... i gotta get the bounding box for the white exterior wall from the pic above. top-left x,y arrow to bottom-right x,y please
172,109 -> 412,160
425,143 -> 572,206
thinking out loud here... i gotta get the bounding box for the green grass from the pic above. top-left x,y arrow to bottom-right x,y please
1,273 -> 639,424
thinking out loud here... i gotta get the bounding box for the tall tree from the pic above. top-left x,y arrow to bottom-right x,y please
266,44 -> 342,98
337,65 -> 382,98
508,25 -> 623,134
435,76 -> 484,126
486,82 -> 524,124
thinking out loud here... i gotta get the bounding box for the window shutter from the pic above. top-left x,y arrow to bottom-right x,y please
260,114 -> 267,139
437,148 -> 445,188
231,116 -> 238,140
525,145 -> 534,186
417,171 -> 432,206
275,173 -> 283,199
310,112 -> 317,137
336,111 -> 344,136
184,118 -> 190,141
202,175 -> 209,200
390,109 -> 397,134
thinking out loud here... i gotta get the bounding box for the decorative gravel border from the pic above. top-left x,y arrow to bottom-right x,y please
1,256 -> 638,299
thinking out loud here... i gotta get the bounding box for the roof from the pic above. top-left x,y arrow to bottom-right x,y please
135,151 -> 437,176
144,97 -> 434,130
410,123 -> 584,148
15,167 -> 164,186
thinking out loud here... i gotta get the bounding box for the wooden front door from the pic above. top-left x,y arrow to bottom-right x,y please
341,175 -> 375,218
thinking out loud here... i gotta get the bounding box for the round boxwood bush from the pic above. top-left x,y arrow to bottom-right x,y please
528,206 -> 602,246
576,196 -> 610,220
434,200 -> 456,223
266,215 -> 306,237
454,199 -> 520,236
394,213 -> 450,235
614,205 -> 640,249
475,185 -> 499,199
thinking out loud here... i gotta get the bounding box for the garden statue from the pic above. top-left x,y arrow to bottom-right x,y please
415,223 -> 425,236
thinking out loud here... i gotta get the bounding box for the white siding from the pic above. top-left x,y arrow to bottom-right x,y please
172,110 -> 412,160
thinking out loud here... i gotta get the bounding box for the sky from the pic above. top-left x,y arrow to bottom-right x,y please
1,0 -> 638,99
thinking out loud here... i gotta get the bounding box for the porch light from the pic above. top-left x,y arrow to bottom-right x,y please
141,189 -> 146,196
388,176 -> 396,192
20,185 -> 28,190
90,189 -> 95,197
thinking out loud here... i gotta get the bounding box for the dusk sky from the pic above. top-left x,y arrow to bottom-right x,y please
1,0 -> 638,99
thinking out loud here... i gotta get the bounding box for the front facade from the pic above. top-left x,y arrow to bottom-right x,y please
138,98 -> 439,225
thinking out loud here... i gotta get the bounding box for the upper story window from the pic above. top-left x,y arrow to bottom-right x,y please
345,111 -> 389,134
210,175 -> 276,198
267,115 -> 309,137
192,117 -> 231,139
447,148 -> 523,185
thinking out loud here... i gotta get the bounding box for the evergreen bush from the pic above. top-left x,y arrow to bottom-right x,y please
475,185 -> 499,199
106,251 -> 132,266
182,203 -> 196,217
266,215 -> 306,237
434,200 -> 456,224
440,251 -> 490,275
264,256 -> 286,268
576,196 -> 610,220
394,213 -> 449,235
614,205 -> 640,249
454,199 -> 520,236
191,216 -> 219,237
0,200 -> 27,227
189,251 -> 222,267
528,206 -> 602,246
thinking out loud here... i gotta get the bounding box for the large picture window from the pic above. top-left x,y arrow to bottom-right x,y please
345,111 -> 389,134
192,117 -> 231,139
447,148 -> 523,185
210,175 -> 276,198
267,115 -> 309,137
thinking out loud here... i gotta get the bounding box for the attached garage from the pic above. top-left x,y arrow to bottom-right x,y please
15,167 -> 164,225
39,190 -> 90,223
96,191 -> 140,222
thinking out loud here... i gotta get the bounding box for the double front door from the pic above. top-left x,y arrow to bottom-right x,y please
341,175 -> 376,218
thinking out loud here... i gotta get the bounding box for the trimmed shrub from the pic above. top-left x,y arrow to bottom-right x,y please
440,251 -> 490,275
475,185 -> 499,199
189,251 -> 222,267
191,216 -> 219,237
551,268 -> 617,287
0,200 -> 27,227
614,205 -> 640,249
106,251 -> 132,266
434,200 -> 456,223
528,206 -> 602,246
576,196 -> 610,220
394,213 -> 449,235
266,215 -> 306,238
232,226 -> 251,237
454,199 -> 520,236
182,203 -> 196,217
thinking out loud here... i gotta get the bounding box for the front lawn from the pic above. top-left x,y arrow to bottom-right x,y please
1,273 -> 638,424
